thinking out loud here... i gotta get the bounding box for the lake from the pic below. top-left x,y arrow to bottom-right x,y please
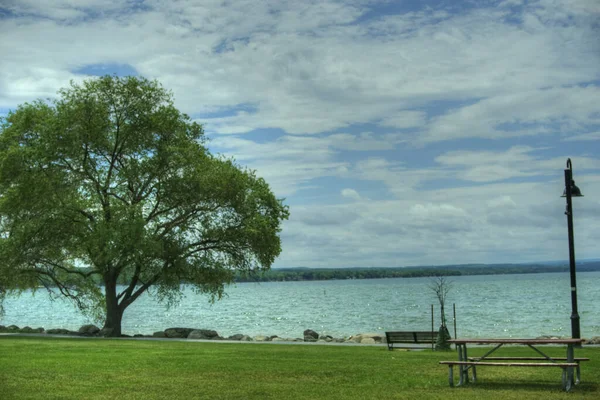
1,272 -> 599,339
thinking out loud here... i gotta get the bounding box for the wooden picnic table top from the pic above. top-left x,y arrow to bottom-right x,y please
449,338 -> 584,345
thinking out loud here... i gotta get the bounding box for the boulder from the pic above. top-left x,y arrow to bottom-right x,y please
152,331 -> 167,338
46,328 -> 73,335
271,337 -> 289,342
254,335 -> 270,342
227,334 -> 246,341
321,335 -> 333,342
19,326 -> 44,334
585,336 -> 600,345
303,329 -> 319,342
7,325 -> 20,331
164,327 -> 195,338
188,329 -> 220,340
78,324 -> 101,336
350,333 -> 385,344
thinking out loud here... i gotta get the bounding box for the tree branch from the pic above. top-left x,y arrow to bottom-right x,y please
39,258 -> 101,279
117,264 -> 141,302
119,264 -> 164,309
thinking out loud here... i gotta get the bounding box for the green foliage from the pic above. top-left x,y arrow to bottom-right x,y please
0,75 -> 288,334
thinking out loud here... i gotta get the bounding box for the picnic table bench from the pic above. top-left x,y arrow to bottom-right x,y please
385,331 -> 438,351
440,338 -> 586,392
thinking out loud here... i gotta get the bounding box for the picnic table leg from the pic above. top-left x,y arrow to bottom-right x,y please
562,368 -> 573,392
567,344 -> 575,389
448,365 -> 454,387
456,343 -> 468,386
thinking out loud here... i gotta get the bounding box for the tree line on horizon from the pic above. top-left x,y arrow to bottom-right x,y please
233,261 -> 600,282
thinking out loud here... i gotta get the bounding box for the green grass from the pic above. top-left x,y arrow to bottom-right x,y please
0,337 -> 598,399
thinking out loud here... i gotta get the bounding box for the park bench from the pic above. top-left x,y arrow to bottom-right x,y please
385,331 -> 438,351
467,357 -> 589,383
439,360 -> 580,391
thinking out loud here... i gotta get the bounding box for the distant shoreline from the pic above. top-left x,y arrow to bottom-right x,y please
237,261 -> 600,282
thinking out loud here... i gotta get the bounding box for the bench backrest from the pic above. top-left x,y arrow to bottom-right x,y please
386,331 -> 438,343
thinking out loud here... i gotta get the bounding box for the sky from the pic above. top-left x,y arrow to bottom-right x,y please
0,0 -> 599,268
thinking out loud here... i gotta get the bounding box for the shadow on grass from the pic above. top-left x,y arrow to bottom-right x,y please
459,380 -> 598,393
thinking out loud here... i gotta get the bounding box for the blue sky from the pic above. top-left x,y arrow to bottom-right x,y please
0,0 -> 599,268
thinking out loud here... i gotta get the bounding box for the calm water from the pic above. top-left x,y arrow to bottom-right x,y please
2,272 -> 599,339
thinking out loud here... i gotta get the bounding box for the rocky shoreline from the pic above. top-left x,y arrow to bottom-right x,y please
2,324 -> 600,345
0,324 -> 390,344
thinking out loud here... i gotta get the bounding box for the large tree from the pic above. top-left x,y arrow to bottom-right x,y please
0,75 -> 289,336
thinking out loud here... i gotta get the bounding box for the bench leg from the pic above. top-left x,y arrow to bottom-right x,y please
562,368 -> 573,392
448,365 -> 455,387
472,365 -> 477,383
575,364 -> 580,385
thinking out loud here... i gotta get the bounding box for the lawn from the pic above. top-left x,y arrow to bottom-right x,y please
0,336 -> 598,399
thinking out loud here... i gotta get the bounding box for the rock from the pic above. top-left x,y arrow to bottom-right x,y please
164,327 -> 195,338
152,331 -> 166,338
320,335 -> 333,342
134,334 -> 144,337
228,334 -> 246,341
254,335 -> 270,342
78,324 -> 101,336
7,325 -> 20,331
271,337 -> 289,342
46,328 -> 73,335
303,329 -> 319,342
351,333 -> 385,344
187,329 -> 219,339
19,326 -> 44,334
188,329 -> 220,340
585,336 -> 600,344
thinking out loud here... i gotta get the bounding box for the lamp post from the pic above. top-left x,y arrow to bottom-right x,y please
562,158 -> 583,340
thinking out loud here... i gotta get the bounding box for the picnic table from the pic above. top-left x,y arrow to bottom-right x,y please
439,338 -> 586,392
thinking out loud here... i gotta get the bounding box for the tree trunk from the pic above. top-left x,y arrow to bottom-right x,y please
440,303 -> 446,327
102,277 -> 123,337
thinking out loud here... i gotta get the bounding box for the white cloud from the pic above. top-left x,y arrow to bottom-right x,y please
1,1 -> 598,136
423,87 -> 600,143
341,188 -> 361,200
435,146 -> 600,183
380,111 -> 427,129
563,132 -> 600,142
1,0 -> 599,267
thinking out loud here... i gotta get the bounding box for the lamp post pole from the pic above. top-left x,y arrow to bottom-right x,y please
564,158 -> 581,340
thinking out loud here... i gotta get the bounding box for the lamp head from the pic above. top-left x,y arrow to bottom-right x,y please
562,180 -> 584,198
